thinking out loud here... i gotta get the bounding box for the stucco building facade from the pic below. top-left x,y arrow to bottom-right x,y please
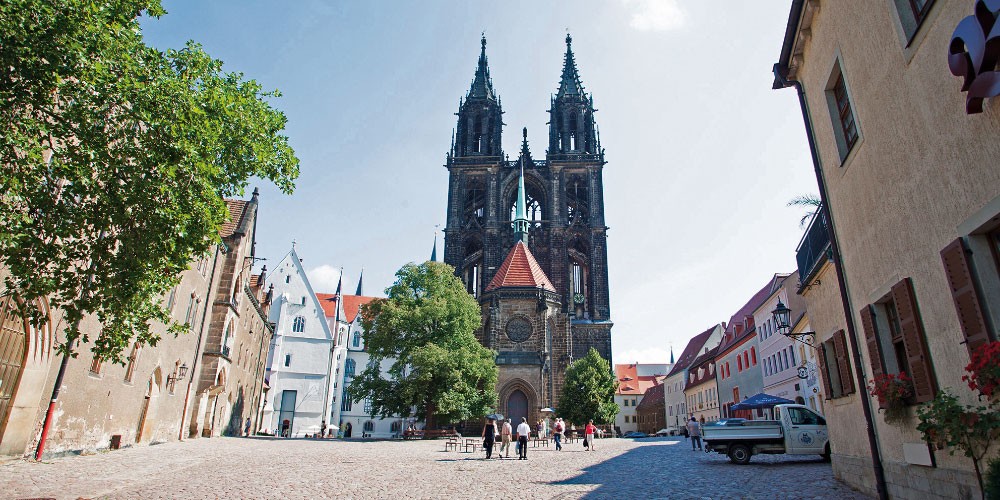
775,1 -> 1000,497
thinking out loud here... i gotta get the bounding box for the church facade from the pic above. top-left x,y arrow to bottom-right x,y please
443,35 -> 613,426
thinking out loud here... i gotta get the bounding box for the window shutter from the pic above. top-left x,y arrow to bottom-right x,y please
891,278 -> 937,403
859,305 -> 886,408
816,343 -> 833,399
940,238 -> 991,354
833,330 -> 855,394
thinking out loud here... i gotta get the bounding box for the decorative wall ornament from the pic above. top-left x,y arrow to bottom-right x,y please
949,0 -> 1000,113
505,317 -> 533,343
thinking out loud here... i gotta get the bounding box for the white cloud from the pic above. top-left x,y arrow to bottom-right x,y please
614,347 -> 674,366
623,0 -> 687,32
306,264 -> 341,293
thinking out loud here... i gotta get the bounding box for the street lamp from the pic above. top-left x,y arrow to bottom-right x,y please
771,300 -> 815,346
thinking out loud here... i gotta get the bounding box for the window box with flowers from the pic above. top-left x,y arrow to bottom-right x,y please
868,372 -> 914,423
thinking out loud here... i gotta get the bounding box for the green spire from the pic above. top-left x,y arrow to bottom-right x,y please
513,163 -> 529,242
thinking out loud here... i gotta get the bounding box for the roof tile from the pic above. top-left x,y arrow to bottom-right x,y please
485,241 -> 556,292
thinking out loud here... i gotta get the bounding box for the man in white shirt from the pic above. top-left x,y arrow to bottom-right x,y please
516,417 -> 531,460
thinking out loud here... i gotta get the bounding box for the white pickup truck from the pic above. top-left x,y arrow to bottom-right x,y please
701,404 -> 830,464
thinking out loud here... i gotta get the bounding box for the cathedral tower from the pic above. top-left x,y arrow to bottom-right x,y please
443,35 -> 613,421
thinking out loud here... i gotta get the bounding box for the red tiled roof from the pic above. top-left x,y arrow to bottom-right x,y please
636,382 -> 665,410
220,199 -> 249,238
685,346 -> 719,390
316,293 -> 378,324
665,325 -> 720,378
485,241 -> 556,292
718,274 -> 789,353
615,364 -> 661,396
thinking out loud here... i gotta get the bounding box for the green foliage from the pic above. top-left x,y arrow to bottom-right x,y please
0,0 -> 299,362
787,193 -> 821,228
917,390 -> 1000,496
347,262 -> 498,427
986,456 -> 1000,500
558,348 -> 618,425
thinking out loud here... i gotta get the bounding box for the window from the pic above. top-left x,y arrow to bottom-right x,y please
184,294 -> 195,326
787,407 -> 826,426
285,275 -> 290,283
124,342 -> 140,383
352,332 -> 361,348
743,351 -> 750,368
364,396 -> 373,414
737,356 -> 742,372
90,356 -> 103,375
301,296 -> 306,305
284,353 -> 292,367
345,358 -> 356,378
341,388 -> 352,412
859,277 -> 937,404
817,330 -> 855,400
292,316 -> 306,333
750,347 -> 757,366
892,0 -> 934,41
826,64 -> 859,162
940,235 -> 998,357
166,287 -> 177,313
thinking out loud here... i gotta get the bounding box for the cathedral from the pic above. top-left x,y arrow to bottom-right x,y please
443,35 -> 613,426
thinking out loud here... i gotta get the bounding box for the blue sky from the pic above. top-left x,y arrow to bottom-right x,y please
142,0 -> 816,365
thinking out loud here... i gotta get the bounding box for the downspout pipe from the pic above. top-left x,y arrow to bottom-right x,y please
772,63 -> 888,500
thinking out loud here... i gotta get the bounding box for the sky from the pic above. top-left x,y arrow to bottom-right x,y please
141,0 -> 816,366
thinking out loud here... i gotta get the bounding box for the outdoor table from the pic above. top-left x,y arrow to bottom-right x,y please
462,438 -> 479,453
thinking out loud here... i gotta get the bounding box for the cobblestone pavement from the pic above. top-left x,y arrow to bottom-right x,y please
2,436 -> 869,499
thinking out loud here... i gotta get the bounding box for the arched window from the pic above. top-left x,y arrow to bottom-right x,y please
363,420 -> 375,432
509,181 -> 545,227
464,184 -> 485,226
566,177 -> 589,223
292,316 -> 305,333
345,358 -> 356,378
352,331 -> 361,348
341,388 -> 352,412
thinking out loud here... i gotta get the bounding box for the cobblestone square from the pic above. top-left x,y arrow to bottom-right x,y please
2,436 -> 868,499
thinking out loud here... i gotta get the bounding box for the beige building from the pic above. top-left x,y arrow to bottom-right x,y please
775,1 -> 1000,498
0,191 -> 271,458
684,347 -> 720,424
188,191 -> 273,438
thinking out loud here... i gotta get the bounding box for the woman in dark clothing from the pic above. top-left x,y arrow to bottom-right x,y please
482,418 -> 498,459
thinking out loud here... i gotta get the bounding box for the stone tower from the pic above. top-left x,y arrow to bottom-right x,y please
443,35 -> 613,420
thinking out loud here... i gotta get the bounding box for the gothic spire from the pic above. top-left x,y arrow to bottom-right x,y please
518,127 -> 533,165
513,164 -> 529,243
468,34 -> 496,100
557,33 -> 585,97
430,233 -> 438,262
355,269 -> 364,296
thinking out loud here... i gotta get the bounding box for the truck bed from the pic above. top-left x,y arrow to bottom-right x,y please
702,420 -> 783,441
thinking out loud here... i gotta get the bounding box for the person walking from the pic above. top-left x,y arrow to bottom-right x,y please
687,416 -> 702,451
482,418 -> 498,459
553,418 -> 563,451
516,417 -> 531,460
500,418 -> 513,458
584,419 -> 597,451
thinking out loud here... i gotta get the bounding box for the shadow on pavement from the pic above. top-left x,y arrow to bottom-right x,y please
549,438 -> 857,499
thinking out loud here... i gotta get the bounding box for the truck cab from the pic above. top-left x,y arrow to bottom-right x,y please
702,404 -> 830,464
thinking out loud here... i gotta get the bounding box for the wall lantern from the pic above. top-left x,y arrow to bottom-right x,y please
771,300 -> 815,346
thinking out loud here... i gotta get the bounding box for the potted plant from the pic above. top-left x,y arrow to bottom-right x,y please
964,341 -> 1000,400
868,372 -> 914,423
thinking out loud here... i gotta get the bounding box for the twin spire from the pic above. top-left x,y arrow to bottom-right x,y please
468,34 -> 495,100
558,33 -> 585,97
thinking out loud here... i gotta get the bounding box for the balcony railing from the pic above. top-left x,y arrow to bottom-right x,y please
795,206 -> 832,287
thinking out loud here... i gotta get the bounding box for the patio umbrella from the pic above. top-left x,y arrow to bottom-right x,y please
730,393 -> 794,411
486,413 -> 503,421
327,424 -> 339,430
540,407 -> 556,413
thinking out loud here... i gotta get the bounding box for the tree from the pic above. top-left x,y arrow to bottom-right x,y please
347,261 -> 498,429
0,0 -> 299,362
559,348 -> 618,426
787,193 -> 822,228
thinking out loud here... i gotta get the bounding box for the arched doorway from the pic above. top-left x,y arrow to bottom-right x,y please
508,390 -> 528,426
0,297 -> 27,444
136,368 -> 161,443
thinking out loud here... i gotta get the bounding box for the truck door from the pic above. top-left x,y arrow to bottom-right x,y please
784,406 -> 826,454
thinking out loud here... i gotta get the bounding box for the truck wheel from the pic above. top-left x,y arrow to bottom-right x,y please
728,444 -> 752,465
821,443 -> 831,462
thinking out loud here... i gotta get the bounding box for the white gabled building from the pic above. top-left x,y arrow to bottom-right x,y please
318,273 -> 406,439
262,246 -> 336,437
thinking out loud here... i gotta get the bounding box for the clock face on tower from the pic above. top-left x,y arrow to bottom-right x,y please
505,317 -> 533,343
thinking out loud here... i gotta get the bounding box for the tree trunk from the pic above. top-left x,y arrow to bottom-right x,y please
424,399 -> 436,433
